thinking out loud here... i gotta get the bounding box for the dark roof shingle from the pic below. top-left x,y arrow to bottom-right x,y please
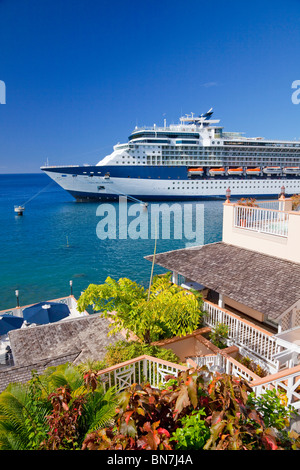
145,242 -> 300,320
9,314 -> 123,367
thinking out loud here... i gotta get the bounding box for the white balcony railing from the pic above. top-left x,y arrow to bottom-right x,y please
203,301 -> 280,371
97,355 -> 188,393
188,353 -> 300,409
96,353 -> 300,410
188,354 -> 222,370
251,364 -> 300,410
188,354 -> 261,383
233,205 -> 289,237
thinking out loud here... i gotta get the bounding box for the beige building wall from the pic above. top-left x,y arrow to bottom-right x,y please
162,337 -> 196,361
153,329 -> 216,362
222,203 -> 300,264
224,295 -> 265,323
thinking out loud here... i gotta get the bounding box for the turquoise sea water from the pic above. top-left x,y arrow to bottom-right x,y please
0,173 -> 224,311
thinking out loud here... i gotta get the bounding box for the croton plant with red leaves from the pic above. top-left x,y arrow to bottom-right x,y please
81,368 -> 300,450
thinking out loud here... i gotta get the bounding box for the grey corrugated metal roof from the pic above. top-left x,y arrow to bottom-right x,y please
145,242 -> 300,320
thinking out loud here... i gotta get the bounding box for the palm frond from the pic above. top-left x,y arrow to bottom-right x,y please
85,402 -> 117,433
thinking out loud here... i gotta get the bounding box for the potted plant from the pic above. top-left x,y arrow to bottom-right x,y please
236,198 -> 258,227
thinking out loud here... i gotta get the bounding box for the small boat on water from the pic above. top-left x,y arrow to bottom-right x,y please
14,205 -> 25,216
262,166 -> 282,175
188,167 -> 204,176
227,167 -> 244,176
209,167 -> 225,176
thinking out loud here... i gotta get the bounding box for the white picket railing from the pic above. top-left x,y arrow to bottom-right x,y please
97,352 -> 286,405
251,364 -> 300,410
96,354 -> 300,410
233,205 -> 289,237
188,353 -> 300,409
189,354 -> 222,370
203,301 -> 280,371
97,355 -> 188,393
256,200 -> 281,210
188,354 -> 261,383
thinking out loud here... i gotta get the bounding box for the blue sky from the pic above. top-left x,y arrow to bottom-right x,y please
0,0 -> 300,173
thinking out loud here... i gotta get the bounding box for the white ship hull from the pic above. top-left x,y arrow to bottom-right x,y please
43,169 -> 300,201
41,109 -> 300,201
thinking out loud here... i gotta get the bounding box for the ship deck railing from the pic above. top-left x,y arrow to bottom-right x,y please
41,164 -> 80,168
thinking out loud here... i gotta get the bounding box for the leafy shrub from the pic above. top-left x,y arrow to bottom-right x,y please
0,363 -> 118,451
209,322 -> 229,349
247,389 -> 295,430
82,369 -> 205,450
238,356 -> 268,377
43,385 -> 86,450
82,368 -> 300,451
77,276 -> 204,343
104,340 -> 180,367
170,409 -> 210,450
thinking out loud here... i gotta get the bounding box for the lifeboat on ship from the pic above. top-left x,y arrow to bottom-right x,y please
262,166 -> 282,175
246,167 -> 261,176
282,166 -> 300,175
188,167 -> 204,176
208,167 -> 225,176
227,167 -> 244,176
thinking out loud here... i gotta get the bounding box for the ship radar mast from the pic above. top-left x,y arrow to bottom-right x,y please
179,108 -> 220,127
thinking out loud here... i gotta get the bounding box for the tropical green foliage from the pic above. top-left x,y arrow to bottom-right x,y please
103,340 -> 180,367
170,409 -> 210,450
0,363 -> 118,450
82,368 -> 300,451
0,379 -> 50,450
209,322 -> 229,349
247,389 -> 295,431
77,275 -> 204,343
1,361 -> 300,450
291,194 -> 300,211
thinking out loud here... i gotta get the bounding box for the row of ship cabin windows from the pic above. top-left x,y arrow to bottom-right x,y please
117,153 -> 300,160
114,160 -> 299,166
171,181 -> 295,185
166,182 -> 296,189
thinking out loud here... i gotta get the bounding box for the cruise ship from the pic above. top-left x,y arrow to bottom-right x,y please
41,109 -> 300,201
